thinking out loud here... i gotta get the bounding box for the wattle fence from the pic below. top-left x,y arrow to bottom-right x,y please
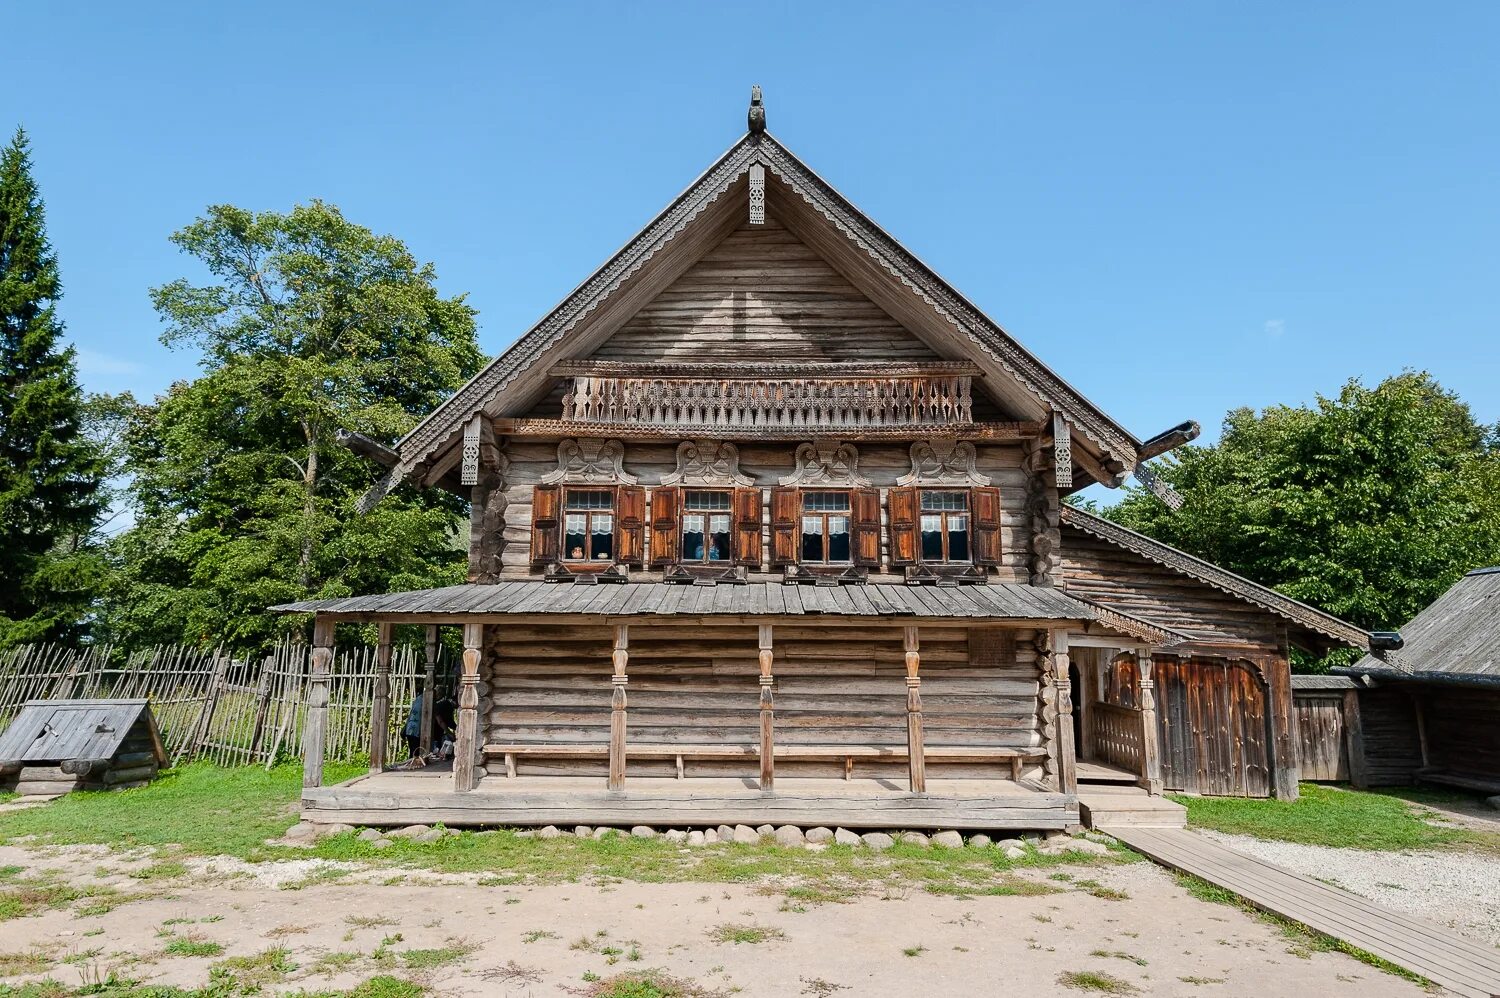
0,641 -> 452,767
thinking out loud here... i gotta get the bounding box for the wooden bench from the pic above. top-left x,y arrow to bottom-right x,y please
485,743 -> 1046,781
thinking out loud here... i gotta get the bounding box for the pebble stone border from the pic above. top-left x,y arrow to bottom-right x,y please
280,821 -> 1114,858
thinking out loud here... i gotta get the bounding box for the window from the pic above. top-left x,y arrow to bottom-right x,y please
563,489 -> 615,562
919,490 -> 970,563
800,490 -> 851,563
682,490 -> 732,563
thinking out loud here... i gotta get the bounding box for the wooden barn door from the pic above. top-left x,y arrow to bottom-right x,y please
1292,693 -> 1349,782
1156,658 -> 1272,797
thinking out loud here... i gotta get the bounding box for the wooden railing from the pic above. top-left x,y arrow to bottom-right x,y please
1090,702 -> 1145,776
560,373 -> 974,432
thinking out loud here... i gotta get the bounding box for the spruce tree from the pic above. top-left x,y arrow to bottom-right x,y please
0,127 -> 106,645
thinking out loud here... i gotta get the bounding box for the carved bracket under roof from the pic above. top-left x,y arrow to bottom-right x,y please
779,440 -> 868,487
662,440 -> 754,487
540,439 -> 637,485
897,438 -> 991,487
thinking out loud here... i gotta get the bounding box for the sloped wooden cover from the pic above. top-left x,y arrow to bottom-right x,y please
0,699 -> 166,766
1349,567 -> 1500,685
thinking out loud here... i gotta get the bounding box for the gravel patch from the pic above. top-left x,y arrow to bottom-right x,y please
1200,830 -> 1500,946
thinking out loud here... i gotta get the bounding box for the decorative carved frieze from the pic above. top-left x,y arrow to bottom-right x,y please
540,439 -> 636,485
897,438 -> 991,487
779,440 -> 868,487
662,440 -> 754,487
748,162 -> 766,224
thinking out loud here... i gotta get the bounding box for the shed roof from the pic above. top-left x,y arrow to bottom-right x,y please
272,580 -> 1099,624
1344,568 -> 1500,687
0,699 -> 166,766
1291,674 -> 1358,691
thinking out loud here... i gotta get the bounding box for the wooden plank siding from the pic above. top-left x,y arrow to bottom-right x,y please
481,623 -> 1046,783
1292,691 -> 1349,782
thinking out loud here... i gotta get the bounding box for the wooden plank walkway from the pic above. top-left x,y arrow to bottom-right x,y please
1108,827 -> 1500,998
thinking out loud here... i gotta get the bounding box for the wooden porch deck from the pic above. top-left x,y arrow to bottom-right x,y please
303,769 -> 1079,831
1110,827 -> 1500,998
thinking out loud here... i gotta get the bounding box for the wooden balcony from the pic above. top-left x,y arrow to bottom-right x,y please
552,361 -> 977,434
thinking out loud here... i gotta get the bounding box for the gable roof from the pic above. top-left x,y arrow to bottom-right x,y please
0,699 -> 167,766
365,123 -> 1141,508
1345,568 -> 1500,687
1059,505 -> 1372,650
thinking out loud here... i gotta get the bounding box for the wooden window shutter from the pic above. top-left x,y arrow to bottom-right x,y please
852,487 -> 881,567
649,486 -> 681,567
616,485 -> 646,565
769,487 -> 800,566
971,486 -> 1003,566
530,484 -> 561,565
733,487 -> 763,567
887,487 -> 918,565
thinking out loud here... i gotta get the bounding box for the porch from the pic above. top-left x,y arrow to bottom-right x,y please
303,767 -> 1080,831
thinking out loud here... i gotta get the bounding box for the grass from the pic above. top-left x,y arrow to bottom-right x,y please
0,872 -> 131,922
1057,970 -> 1138,994
580,968 -> 728,998
708,923 -> 784,945
0,947 -> 55,976
1173,871 -> 1432,986
162,938 -> 224,958
0,974 -> 426,997
1172,783 -> 1500,853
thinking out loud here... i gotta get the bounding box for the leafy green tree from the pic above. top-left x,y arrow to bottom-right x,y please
102,202 -> 483,648
0,127 -> 107,646
1106,372 -> 1500,663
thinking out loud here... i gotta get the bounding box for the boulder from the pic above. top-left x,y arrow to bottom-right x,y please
932,830 -> 964,849
574,826 -> 593,838
281,822 -> 321,845
1002,845 -> 1026,860
861,832 -> 894,851
834,827 -> 861,847
370,837 -> 394,849
686,831 -> 707,847
538,825 -> 563,840
805,827 -> 834,845
899,832 -> 930,848
321,823 -> 354,838
631,826 -> 657,839
968,834 -> 993,849
704,828 -> 719,844
387,824 -> 431,840
592,827 -> 618,840
716,824 -> 735,842
664,829 -> 688,844
1060,838 -> 1111,857
756,824 -> 775,837
996,838 -> 1025,851
733,824 -> 761,845
773,825 -> 805,847
356,828 -> 384,843
414,829 -> 444,844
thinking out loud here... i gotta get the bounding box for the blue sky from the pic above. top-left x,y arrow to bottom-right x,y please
7,3 -> 1498,465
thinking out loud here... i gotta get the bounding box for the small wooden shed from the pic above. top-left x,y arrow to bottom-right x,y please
0,699 -> 168,796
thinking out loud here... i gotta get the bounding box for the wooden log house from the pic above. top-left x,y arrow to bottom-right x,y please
275,90 -> 1389,829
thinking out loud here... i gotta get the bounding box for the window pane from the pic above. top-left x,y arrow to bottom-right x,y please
708,514 -> 731,561
947,514 -> 970,562
920,514 -> 944,561
803,491 -> 850,512
566,489 -> 613,510
685,490 -> 731,511
682,514 -> 705,561
564,514 -> 588,561
920,491 -> 967,511
801,515 -> 823,562
826,515 -> 850,562
592,514 -> 614,560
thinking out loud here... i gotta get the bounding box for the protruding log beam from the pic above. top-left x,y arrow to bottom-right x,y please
302,616 -> 335,789
1137,648 -> 1163,795
1051,629 -> 1078,794
420,625 -> 438,757
758,624 -> 775,790
904,626 -> 926,793
370,622 -> 393,773
608,624 -> 629,790
454,622 -> 482,792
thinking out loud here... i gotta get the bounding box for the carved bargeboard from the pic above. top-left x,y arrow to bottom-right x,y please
540,439 -> 637,485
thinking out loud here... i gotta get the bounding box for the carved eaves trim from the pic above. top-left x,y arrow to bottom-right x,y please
1059,505 -> 1371,649
540,439 -> 637,485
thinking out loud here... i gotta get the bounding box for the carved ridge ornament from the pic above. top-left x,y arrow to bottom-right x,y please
540,439 -> 637,485
779,440 -> 868,487
662,440 -> 754,487
897,438 -> 991,487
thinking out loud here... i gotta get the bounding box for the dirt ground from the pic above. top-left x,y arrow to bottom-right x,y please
0,843 -> 1429,998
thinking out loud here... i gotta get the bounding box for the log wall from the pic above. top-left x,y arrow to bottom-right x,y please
481,623 -> 1045,782
1351,688 -> 1423,787
1418,686 -> 1500,785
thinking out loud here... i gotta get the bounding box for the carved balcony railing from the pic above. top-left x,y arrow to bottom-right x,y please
553,361 -> 977,434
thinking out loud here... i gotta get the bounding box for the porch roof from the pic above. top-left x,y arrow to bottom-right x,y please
271,581 -> 1099,623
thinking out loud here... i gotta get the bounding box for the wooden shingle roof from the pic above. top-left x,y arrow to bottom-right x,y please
0,699 -> 166,766
1346,568 -> 1500,687
272,581 -> 1099,624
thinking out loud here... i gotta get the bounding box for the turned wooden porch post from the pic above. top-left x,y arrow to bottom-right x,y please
904,625 -> 926,793
369,622 -> 393,773
608,624 -> 629,790
758,624 -> 775,790
1137,648 -> 1164,795
302,615 -> 335,789
419,624 -> 439,756
454,622 -> 482,792
1051,628 -> 1078,794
